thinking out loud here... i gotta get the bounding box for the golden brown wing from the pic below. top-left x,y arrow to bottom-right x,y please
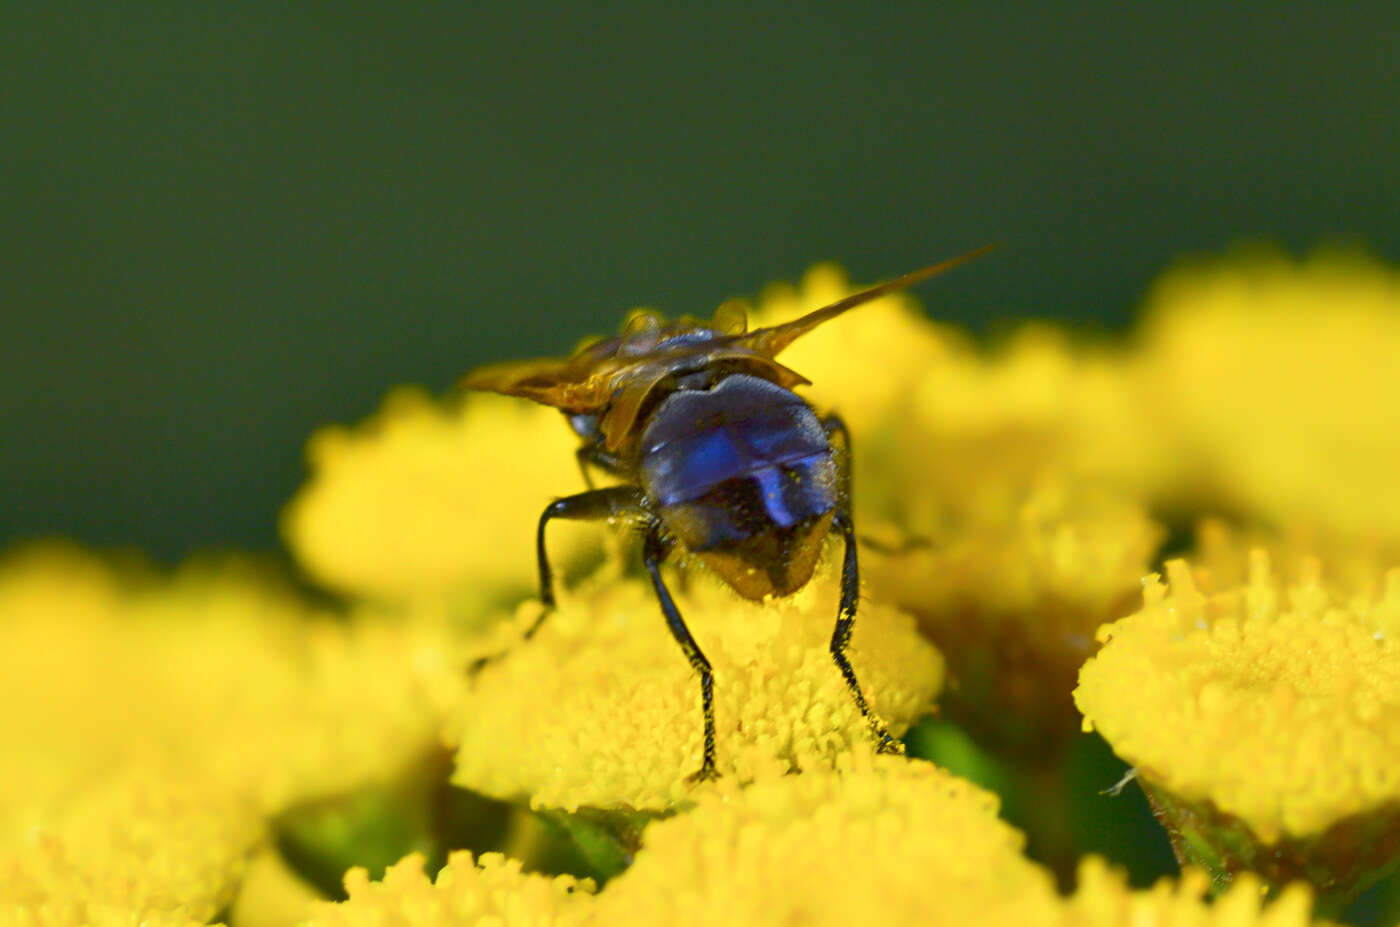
458,355 -> 620,412
736,244 -> 996,358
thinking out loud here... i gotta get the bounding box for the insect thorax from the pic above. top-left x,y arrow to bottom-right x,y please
638,374 -> 838,600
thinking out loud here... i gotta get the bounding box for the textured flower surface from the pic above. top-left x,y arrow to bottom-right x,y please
283,387 -> 596,607
306,761 -> 1317,927
1077,554 -> 1400,843
0,546 -> 452,925
11,251 -> 1400,926
449,571 -> 943,811
303,851 -> 594,927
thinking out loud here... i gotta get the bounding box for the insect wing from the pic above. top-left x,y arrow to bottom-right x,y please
736,244 -> 996,358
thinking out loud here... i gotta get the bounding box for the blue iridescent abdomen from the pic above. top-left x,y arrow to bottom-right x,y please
638,374 -> 838,599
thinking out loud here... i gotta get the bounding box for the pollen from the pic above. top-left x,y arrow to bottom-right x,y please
447,569 -> 943,811
1075,551 -> 1400,843
283,387 -> 598,608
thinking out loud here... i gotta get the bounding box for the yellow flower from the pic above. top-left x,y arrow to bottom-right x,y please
1139,251 -> 1400,539
0,773 -> 262,927
304,850 -> 594,927
1065,857 -> 1314,927
590,757 -> 1061,927
1076,552 -> 1400,907
0,545 -> 455,923
448,570 -> 942,811
298,763 -> 1320,927
867,480 -> 1160,757
875,324 -> 1171,527
283,387 -> 597,608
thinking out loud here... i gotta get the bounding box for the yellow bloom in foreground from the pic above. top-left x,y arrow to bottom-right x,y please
305,850 -> 593,927
449,570 -> 942,810
284,387 -> 595,607
304,761 -> 1318,927
0,774 -> 261,927
1066,858 -> 1314,927
0,546 -> 452,922
1139,251 -> 1400,539
591,757 -> 1059,927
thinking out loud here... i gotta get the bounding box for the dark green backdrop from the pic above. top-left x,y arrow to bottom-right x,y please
3,6 -> 1397,560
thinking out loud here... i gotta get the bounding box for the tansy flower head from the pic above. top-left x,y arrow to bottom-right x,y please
0,773 -> 262,927
1139,251 -> 1400,539
304,850 -> 594,927
867,481 -> 1160,757
872,324 -> 1172,528
0,544 -> 457,922
1076,552 -> 1400,909
590,757 -> 1061,927
283,387 -> 597,609
448,569 -> 942,811
1065,857 -> 1315,927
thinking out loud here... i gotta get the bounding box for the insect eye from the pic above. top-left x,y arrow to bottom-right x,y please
622,310 -> 663,336
710,299 -> 749,335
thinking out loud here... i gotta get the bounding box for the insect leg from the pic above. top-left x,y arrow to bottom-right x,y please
533,485 -> 646,622
573,444 -> 628,491
822,414 -> 853,503
825,414 -> 903,755
643,525 -> 719,782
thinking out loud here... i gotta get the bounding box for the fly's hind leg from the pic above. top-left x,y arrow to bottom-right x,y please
824,414 -> 903,755
470,486 -> 646,674
643,525 -> 719,782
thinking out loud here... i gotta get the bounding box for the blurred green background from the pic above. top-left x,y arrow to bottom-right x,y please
2,5 -> 1396,560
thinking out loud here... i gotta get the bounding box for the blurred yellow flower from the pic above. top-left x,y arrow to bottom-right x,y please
867,480 -> 1159,756
1139,251 -> 1400,539
0,545 -> 454,923
283,387 -> 597,608
590,756 -> 1060,927
0,773 -> 260,927
448,570 -> 942,811
1065,857 -> 1314,927
304,850 -> 593,927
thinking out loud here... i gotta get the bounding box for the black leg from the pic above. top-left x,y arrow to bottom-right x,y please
825,417 -> 903,755
823,414 -> 853,504
643,526 -> 719,781
535,486 -> 647,616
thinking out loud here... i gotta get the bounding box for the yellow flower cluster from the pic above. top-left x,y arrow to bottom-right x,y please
283,387 -> 597,609
1076,553 -> 1400,843
0,545 -> 451,924
310,760 -> 1316,927
1065,858 -> 1313,927
1138,251 -> 1400,538
0,774 -> 260,927
448,571 -> 942,810
304,851 -> 593,927
14,250 -> 1400,924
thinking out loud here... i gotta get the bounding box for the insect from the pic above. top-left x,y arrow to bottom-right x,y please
462,246 -> 991,781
